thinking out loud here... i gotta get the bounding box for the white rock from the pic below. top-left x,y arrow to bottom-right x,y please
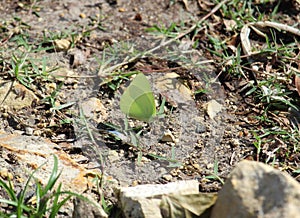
205,100 -> 223,119
118,180 -> 200,218
211,160 -> 300,218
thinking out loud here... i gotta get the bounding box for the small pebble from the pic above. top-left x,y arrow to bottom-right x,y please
170,169 -> 178,176
192,163 -> 201,170
132,180 -> 139,186
160,130 -> 177,143
206,163 -> 214,169
230,138 -> 240,147
33,129 -> 42,136
79,13 -> 86,18
195,124 -> 206,133
25,127 -> 34,135
108,150 -> 119,163
162,174 -> 172,181
0,168 -> 13,180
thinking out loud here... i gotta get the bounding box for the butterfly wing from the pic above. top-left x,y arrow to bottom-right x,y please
120,73 -> 156,122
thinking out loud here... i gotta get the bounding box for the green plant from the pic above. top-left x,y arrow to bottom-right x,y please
145,22 -> 181,38
206,34 -> 229,58
3,33 -> 58,91
0,155 -> 91,217
43,82 -> 75,112
205,159 -> 225,185
10,52 -> 32,88
219,0 -> 259,29
90,174 -> 113,215
41,29 -> 77,47
99,71 -> 137,92
250,81 -> 297,112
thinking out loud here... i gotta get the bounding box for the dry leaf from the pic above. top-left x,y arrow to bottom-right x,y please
160,193 -> 217,217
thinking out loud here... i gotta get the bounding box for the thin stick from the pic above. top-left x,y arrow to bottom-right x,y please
98,0 -> 230,76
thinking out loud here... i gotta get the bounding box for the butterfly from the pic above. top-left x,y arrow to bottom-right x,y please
120,73 -> 156,122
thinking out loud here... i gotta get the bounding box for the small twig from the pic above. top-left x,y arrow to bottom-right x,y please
98,0 -> 230,76
241,21 -> 300,56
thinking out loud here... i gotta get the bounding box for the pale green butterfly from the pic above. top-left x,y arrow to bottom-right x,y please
120,73 -> 156,122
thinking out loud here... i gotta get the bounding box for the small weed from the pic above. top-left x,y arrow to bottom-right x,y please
146,22 -> 181,38
219,0 -> 259,28
252,126 -> 300,163
90,174 -> 113,215
41,30 -> 78,49
0,33 -> 57,91
256,82 -> 297,111
99,71 -> 138,92
43,82 -> 75,112
9,53 -> 54,88
0,155 -> 91,217
205,159 -> 225,185
10,52 -> 31,88
206,34 -> 229,58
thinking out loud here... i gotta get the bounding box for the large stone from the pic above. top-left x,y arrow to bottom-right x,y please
211,160 -> 300,218
0,131 -> 108,216
117,180 -> 217,218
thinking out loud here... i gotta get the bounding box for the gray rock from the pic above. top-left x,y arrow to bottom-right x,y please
211,160 -> 300,218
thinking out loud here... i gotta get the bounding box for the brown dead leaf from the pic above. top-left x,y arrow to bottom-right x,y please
226,34 -> 238,53
160,192 -> 217,217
